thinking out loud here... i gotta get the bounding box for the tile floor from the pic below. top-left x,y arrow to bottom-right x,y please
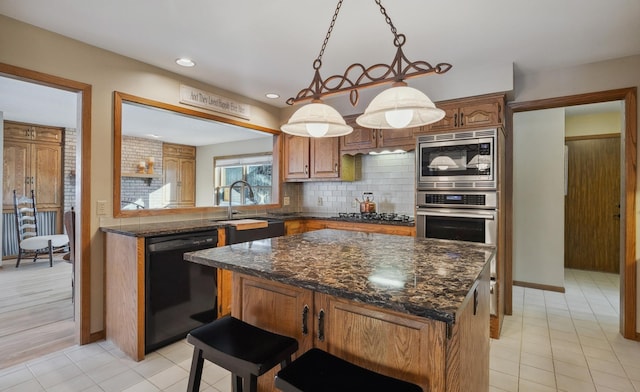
0,269 -> 638,391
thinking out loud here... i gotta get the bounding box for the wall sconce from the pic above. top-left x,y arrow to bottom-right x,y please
281,0 -> 451,138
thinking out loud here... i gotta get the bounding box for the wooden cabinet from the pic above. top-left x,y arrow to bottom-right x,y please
162,143 -> 196,207
283,134 -> 357,182
341,115 -> 418,154
232,266 -> 489,392
424,93 -> 504,133
3,121 -> 63,214
284,219 -> 415,237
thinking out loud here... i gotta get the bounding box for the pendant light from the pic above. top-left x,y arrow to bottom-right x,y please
282,0 -> 452,138
356,82 -> 445,129
280,101 -> 353,138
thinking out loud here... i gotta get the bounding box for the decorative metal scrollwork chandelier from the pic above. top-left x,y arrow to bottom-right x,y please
281,0 -> 452,138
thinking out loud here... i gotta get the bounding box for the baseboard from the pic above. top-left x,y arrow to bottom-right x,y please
89,330 -> 106,343
513,280 -> 565,293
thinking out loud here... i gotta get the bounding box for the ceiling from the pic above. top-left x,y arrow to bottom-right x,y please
0,0 -> 638,137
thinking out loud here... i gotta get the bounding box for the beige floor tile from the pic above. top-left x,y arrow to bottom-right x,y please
518,378 -> 558,392
555,374 -> 597,392
519,364 -> 557,388
121,379 -> 160,392
490,369 -> 519,392
147,365 -> 189,390
491,355 -> 520,376
520,352 -> 554,372
35,363 -> 83,389
554,359 -> 592,382
590,369 -> 635,391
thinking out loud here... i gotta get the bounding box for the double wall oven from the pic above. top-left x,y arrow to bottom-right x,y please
416,129 -> 498,315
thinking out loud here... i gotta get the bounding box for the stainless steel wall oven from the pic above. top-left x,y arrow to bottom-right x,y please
416,190 -> 498,315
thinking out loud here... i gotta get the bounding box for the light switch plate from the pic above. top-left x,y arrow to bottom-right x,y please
283,196 -> 290,206
96,200 -> 107,216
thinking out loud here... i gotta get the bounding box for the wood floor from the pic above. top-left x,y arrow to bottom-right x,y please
0,255 -> 74,370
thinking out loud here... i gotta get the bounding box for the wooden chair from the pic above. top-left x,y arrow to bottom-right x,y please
13,190 -> 68,268
63,207 -> 76,304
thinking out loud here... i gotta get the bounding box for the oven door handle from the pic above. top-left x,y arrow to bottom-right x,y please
416,209 -> 496,220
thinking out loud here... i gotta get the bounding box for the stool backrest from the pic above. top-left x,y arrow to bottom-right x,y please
13,189 -> 39,242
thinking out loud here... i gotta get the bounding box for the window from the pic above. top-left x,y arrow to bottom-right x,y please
214,154 -> 272,206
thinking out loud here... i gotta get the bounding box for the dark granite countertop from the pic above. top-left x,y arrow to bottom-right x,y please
100,213 -> 414,237
185,229 -> 494,324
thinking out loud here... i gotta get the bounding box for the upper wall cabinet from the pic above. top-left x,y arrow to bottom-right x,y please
283,134 -> 357,182
340,115 -> 419,154
424,93 -> 505,133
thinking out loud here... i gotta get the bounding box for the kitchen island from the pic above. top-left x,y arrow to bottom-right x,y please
186,229 -> 493,392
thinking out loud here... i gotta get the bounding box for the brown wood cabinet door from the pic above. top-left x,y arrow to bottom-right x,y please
32,143 -> 62,209
314,293 -> 446,392
283,135 -> 310,180
426,104 -> 459,132
163,156 -> 180,205
2,141 -> 30,209
565,136 -> 621,272
310,137 -> 339,178
233,274 -> 314,392
340,127 -> 376,151
178,158 -> 195,206
378,128 -> 417,149
459,101 -> 501,129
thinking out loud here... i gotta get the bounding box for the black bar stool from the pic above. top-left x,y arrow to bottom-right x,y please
186,316 -> 299,392
274,348 -> 424,392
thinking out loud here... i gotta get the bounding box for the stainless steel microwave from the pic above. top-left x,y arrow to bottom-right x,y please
416,128 -> 497,190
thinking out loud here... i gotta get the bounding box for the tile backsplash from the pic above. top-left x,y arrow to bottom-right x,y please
299,152 -> 416,216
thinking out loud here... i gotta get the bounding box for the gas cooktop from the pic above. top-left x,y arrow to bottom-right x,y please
334,212 -> 414,223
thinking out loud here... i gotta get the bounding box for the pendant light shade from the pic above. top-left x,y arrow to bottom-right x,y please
356,85 -> 445,129
281,102 -> 353,137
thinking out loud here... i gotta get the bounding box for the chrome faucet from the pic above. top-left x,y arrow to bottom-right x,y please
228,180 -> 255,219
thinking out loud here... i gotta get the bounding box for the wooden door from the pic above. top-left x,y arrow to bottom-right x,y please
458,101 -> 501,130
3,141 -> 30,209
340,126 -> 376,151
426,104 -> 458,132
178,158 -> 195,206
310,137 -> 339,178
163,156 -> 180,206
32,143 -> 62,209
283,135 -> 310,180
565,136 -> 620,272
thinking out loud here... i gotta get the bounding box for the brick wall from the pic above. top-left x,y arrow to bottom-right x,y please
63,128 -> 76,211
121,136 -> 164,209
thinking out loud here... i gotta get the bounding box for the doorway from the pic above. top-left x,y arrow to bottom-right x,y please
507,87 -> 637,340
0,63 -> 92,351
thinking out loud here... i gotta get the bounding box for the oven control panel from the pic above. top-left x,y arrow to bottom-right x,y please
417,191 -> 497,209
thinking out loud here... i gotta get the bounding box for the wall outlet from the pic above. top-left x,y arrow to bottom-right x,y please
317,197 -> 323,206
283,196 -> 290,206
96,200 -> 107,216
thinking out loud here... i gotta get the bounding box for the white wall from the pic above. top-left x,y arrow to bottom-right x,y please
195,136 -> 273,206
513,108 -> 566,289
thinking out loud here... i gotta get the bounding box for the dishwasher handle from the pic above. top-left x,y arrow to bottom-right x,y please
147,236 -> 217,253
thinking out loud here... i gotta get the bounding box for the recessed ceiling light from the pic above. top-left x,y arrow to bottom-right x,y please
265,93 -> 280,99
176,58 -> 196,67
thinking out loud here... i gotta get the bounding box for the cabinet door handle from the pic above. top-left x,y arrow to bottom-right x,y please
454,113 -> 458,127
473,288 -> 479,315
379,129 -> 383,141
334,163 -> 338,172
460,112 -> 464,127
25,176 -> 30,185
304,164 -> 308,175
317,309 -> 325,342
302,305 -> 309,335
31,177 -> 34,185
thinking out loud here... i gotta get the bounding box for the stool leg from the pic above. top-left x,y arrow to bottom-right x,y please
280,355 -> 292,369
244,374 -> 257,392
187,348 -> 205,392
48,239 -> 53,267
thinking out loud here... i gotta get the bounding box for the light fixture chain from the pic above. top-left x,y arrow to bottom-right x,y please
375,0 -> 400,42
315,0 -> 344,69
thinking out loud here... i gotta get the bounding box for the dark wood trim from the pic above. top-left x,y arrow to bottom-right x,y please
0,63 -> 93,345
89,330 -> 106,343
565,134 -> 621,141
508,87 -> 637,340
513,280 -> 565,293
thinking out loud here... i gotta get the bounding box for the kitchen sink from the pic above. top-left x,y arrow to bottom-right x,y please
224,217 -> 285,245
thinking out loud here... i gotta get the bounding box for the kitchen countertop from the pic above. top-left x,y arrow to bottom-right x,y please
185,229 -> 494,324
99,212 -> 414,237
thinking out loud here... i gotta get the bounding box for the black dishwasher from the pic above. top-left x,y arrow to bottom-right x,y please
145,230 -> 218,353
